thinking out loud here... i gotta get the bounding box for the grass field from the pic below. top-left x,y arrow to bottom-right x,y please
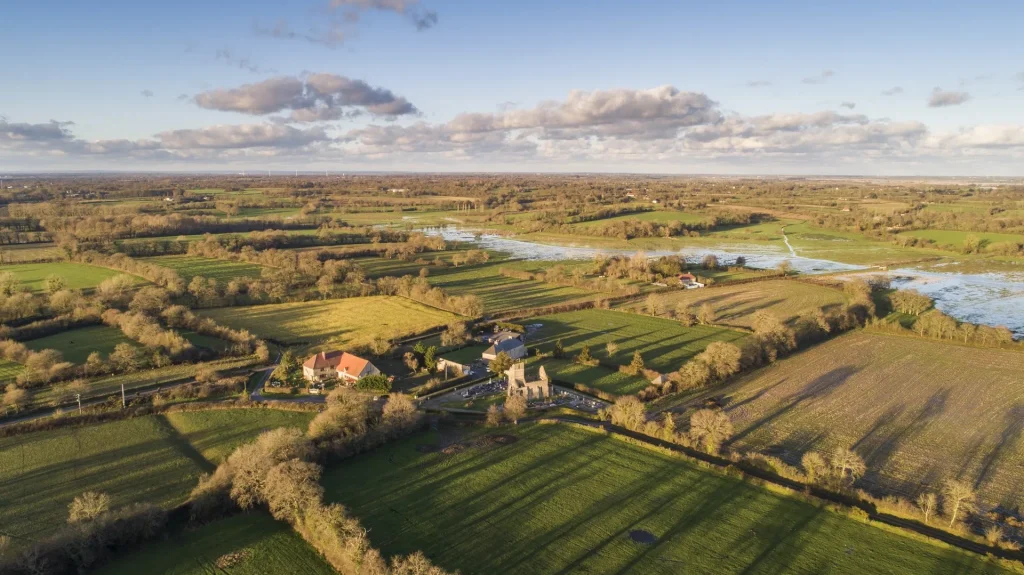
539,358 -> 650,395
529,309 -> 747,373
95,512 -> 334,575
180,330 -> 232,352
0,262 -> 142,292
0,359 -> 24,387
572,210 -> 707,230
667,331 -> 1024,511
234,206 -> 303,218
784,222 -> 944,266
900,229 -> 1024,248
0,409 -> 314,542
0,242 -> 60,263
628,280 -> 847,329
353,249 -> 509,279
426,261 -> 596,314
200,296 -> 460,349
142,255 -> 265,282
26,356 -> 260,410
24,325 -> 137,364
322,423 -> 1011,574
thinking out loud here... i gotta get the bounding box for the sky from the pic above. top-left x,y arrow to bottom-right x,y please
2,0 -> 1024,175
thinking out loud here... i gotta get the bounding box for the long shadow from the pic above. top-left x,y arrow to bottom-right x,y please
721,377 -> 791,412
974,402 -> 1024,491
608,480 -> 754,574
736,503 -> 825,575
853,388 -> 949,479
730,365 -> 859,444
153,413 -> 216,473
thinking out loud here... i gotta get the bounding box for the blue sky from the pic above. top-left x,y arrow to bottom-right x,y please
2,0 -> 1023,174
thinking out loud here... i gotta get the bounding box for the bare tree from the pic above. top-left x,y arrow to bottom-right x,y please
263,459 -> 324,522
381,393 -> 419,430
486,404 -> 502,427
830,447 -> 866,486
801,451 -> 828,483
68,491 -> 110,523
916,492 -> 938,525
688,409 -> 733,454
440,322 -> 469,347
605,341 -> 619,358
2,383 -> 29,413
697,303 -> 715,325
369,336 -> 393,358
504,394 -> 527,425
943,480 -> 976,529
608,396 -> 646,431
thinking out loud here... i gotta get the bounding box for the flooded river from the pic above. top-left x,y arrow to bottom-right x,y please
421,226 -> 1024,337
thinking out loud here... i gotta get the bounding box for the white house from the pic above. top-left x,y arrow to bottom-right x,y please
482,332 -> 528,361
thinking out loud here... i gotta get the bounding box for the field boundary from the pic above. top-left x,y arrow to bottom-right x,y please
0,397 -> 321,438
537,417 -> 1024,570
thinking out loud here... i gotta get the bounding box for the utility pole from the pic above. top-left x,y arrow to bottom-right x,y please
75,393 -> 82,414
121,383 -> 126,408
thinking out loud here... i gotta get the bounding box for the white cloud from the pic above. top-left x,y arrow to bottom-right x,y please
193,74 -> 417,121
928,88 -> 971,108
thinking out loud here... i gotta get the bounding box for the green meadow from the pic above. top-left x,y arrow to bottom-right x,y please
0,262 -> 142,292
322,423 -> 1012,574
94,512 -> 335,575
142,254 -> 265,282
24,325 -> 137,364
0,409 -> 314,542
528,308 -> 747,373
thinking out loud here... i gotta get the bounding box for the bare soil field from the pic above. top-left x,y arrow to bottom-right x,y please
672,331 -> 1024,509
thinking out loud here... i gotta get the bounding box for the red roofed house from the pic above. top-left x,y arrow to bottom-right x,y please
677,273 -> 705,289
302,351 -> 381,384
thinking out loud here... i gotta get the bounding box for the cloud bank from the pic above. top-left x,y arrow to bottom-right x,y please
193,74 -> 417,122
4,84 -> 1024,172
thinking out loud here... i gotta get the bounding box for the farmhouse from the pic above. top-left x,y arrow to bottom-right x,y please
482,331 -> 527,361
506,362 -> 552,400
302,351 -> 380,383
677,273 -> 705,289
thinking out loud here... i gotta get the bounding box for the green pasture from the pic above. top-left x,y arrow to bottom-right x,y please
0,409 -> 314,542
27,356 -> 260,410
427,262 -> 596,314
528,308 -> 747,373
900,229 -> 1024,248
24,325 -> 137,364
141,255 -> 264,283
199,296 -> 459,348
322,423 -> 1012,574
539,358 -> 649,396
95,512 -> 334,575
0,359 -> 23,387
0,262 -> 142,292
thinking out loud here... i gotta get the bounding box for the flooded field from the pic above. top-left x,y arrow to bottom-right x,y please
425,225 -> 1024,337
421,226 -> 863,274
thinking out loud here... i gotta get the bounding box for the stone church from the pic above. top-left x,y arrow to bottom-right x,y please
506,363 -> 552,400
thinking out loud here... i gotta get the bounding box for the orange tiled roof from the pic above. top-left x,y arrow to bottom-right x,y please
303,351 -> 370,376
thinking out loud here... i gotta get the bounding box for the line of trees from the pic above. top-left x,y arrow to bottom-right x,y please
375,275 -> 484,317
